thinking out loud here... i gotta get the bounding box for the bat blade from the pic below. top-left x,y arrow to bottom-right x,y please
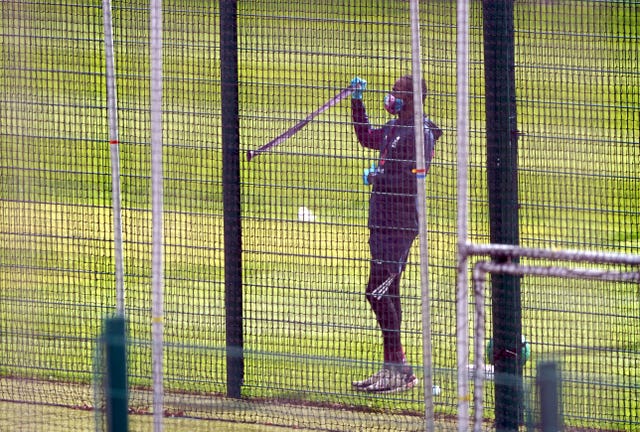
247,86 -> 352,162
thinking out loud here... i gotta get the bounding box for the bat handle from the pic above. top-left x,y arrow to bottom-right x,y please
246,150 -> 255,162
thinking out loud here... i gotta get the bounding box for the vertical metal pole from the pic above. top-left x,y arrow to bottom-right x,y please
472,266 -> 487,432
482,1 -> 522,430
220,0 -> 244,399
537,362 -> 563,432
409,1 -> 434,430
150,0 -> 164,430
456,1 -> 471,431
104,316 -> 129,432
102,0 -> 125,317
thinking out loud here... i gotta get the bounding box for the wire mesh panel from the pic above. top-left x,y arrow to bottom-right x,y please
514,2 -> 639,254
1,0 -> 638,431
472,262 -> 640,431
468,2 -> 640,255
464,1 -> 639,431
522,275 -> 639,430
155,0 -> 225,409
108,0 -> 227,417
0,0 -> 113,429
210,2 -> 457,430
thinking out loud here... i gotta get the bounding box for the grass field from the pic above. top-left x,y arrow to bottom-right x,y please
0,400 -> 325,432
1,0 -> 638,431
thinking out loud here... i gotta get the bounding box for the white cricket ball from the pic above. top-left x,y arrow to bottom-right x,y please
297,206 -> 315,222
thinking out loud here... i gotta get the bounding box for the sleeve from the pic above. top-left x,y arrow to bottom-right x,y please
351,98 -> 385,151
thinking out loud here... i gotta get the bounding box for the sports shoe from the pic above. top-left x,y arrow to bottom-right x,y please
362,367 -> 419,394
352,368 -> 389,390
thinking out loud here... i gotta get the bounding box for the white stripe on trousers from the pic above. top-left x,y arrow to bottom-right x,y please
371,274 -> 397,300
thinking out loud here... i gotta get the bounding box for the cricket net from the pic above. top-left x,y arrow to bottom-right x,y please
1,1 -> 638,431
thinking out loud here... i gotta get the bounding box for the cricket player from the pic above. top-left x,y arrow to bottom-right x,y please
349,74 -> 442,393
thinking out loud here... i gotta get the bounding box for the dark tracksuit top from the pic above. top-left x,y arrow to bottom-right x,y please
351,98 -> 442,236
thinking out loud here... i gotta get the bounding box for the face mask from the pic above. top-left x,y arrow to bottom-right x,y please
384,94 -> 404,115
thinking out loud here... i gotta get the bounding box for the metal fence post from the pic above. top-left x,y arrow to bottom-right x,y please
220,0 -> 244,399
104,316 -> 129,432
537,362 -> 563,432
482,0 -> 522,430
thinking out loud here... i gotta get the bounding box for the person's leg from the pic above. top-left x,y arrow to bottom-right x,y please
351,263 -> 404,390
352,229 -> 418,392
352,233 -> 401,389
368,229 -> 415,366
388,230 -> 414,364
365,260 -> 402,365
359,270 -> 418,393
382,271 -> 406,366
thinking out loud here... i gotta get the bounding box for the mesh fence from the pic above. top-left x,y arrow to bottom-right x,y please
0,1 -> 638,431
1,2 -> 113,429
469,257 -> 640,430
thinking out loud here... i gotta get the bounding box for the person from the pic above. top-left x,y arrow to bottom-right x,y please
348,74 -> 442,393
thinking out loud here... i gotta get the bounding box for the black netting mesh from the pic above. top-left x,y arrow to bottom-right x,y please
0,1 -> 638,431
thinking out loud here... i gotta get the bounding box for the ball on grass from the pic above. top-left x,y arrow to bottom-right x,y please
297,206 -> 315,222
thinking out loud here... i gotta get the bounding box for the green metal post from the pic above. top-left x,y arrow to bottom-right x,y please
220,0 -> 244,399
537,362 -> 563,432
104,316 -> 129,432
482,1 -> 523,430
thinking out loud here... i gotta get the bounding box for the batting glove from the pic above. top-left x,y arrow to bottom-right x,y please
350,76 -> 367,100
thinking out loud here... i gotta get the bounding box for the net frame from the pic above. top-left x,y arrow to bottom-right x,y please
455,0 -> 472,430
150,0 -> 165,431
409,0 -> 435,429
460,245 -> 640,431
101,0 -> 125,317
